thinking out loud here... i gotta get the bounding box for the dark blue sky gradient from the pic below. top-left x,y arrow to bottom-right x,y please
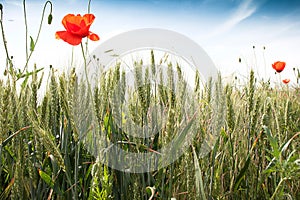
97,0 -> 300,17
86,0 -> 300,33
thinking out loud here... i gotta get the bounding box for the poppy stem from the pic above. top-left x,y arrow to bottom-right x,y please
22,0 -> 52,74
0,5 -> 13,76
84,0 -> 92,52
87,0 -> 92,14
23,0 -> 28,60
80,42 -> 92,98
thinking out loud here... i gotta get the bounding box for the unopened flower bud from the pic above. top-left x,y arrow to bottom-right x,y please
48,13 -> 53,25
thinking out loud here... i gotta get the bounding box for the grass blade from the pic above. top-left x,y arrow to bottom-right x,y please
192,145 -> 207,200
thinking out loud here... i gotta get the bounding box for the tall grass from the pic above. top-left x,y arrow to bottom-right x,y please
0,57 -> 299,199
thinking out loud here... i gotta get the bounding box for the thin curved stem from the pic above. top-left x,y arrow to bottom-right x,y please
270,177 -> 288,200
75,41 -> 92,200
80,42 -> 92,96
0,6 -> 13,73
23,0 -> 52,73
87,0 -> 92,14
23,0 -> 28,59
85,0 -> 92,53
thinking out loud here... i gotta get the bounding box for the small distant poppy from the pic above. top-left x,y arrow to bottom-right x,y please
282,79 -> 290,84
272,61 -> 286,73
55,14 -> 99,46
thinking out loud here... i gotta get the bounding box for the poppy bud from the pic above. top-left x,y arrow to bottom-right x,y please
0,3 -> 3,11
48,13 -> 53,25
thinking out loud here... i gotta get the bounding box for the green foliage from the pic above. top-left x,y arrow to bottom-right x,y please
0,58 -> 299,200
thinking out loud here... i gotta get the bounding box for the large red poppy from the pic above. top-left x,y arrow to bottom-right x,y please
55,14 -> 100,46
272,61 -> 286,73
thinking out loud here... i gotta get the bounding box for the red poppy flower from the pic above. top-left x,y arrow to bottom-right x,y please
272,61 -> 286,73
55,14 -> 100,46
282,79 -> 290,84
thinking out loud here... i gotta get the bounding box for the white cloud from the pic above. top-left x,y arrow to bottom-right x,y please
3,0 -> 22,7
211,0 -> 257,36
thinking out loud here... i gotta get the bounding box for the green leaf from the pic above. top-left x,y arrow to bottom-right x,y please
171,114 -> 195,150
30,36 -> 35,51
263,168 -> 277,176
192,146 -> 207,200
280,132 -> 300,153
38,169 -> 54,188
21,75 -> 30,89
263,126 -> 280,159
84,163 -> 93,183
220,128 -> 228,141
17,67 -> 44,80
0,177 -> 14,200
104,49 -> 114,53
145,186 -> 155,199
234,155 -> 251,191
1,127 -> 31,147
38,169 -> 62,195
49,154 -> 59,176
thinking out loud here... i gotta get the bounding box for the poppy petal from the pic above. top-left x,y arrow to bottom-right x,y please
62,14 -> 76,30
55,31 -> 82,46
88,32 -> 100,41
272,61 -> 286,73
282,79 -> 290,84
64,16 -> 90,37
80,19 -> 86,29
66,21 -> 81,33
83,14 -> 95,25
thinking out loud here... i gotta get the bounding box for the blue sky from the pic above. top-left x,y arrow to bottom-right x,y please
0,0 -> 299,82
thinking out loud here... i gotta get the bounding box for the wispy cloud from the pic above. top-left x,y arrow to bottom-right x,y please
3,0 -> 22,7
211,0 -> 257,36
